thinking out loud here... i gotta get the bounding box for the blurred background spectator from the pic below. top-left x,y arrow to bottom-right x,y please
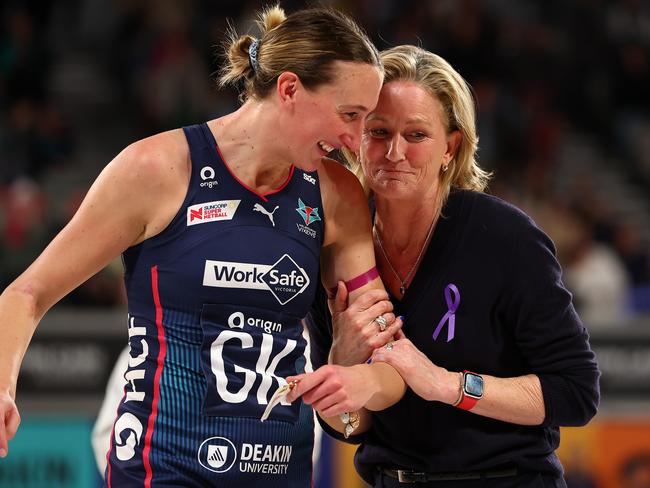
2,0 -> 649,320
619,452 -> 650,488
1,1 -> 649,487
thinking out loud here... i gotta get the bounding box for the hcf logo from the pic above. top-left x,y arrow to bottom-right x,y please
203,254 -> 310,305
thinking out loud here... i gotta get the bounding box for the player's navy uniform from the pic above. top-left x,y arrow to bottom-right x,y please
105,123 -> 324,487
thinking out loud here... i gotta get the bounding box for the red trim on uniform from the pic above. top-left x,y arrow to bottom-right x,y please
143,266 -> 167,488
264,165 -> 295,197
214,143 -> 295,202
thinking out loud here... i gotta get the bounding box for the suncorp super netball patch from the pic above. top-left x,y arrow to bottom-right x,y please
187,200 -> 241,226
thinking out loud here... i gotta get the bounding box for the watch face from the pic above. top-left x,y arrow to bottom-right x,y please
464,372 -> 484,398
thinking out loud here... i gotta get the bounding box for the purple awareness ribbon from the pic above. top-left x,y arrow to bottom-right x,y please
432,284 -> 460,342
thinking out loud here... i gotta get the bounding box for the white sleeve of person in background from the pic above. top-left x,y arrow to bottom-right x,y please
91,347 -> 130,477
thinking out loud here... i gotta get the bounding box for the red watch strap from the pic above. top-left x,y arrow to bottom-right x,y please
455,371 -> 481,411
456,393 -> 479,411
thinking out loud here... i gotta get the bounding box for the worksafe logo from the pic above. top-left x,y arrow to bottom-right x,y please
262,254 -> 310,305
198,436 -> 237,473
295,198 -> 321,226
202,254 -> 310,305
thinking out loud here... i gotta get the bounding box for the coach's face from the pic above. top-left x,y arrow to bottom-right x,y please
360,80 -> 460,201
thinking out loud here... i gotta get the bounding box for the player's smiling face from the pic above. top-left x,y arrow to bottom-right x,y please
291,61 -> 383,171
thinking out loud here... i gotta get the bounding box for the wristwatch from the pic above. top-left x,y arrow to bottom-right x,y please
454,371 -> 484,410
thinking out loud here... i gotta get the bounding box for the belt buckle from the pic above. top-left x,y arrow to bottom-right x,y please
397,470 -> 427,483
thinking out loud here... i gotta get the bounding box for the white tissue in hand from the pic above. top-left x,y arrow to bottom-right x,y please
260,383 -> 293,422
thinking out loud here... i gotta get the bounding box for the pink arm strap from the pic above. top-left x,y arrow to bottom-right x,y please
327,266 -> 380,298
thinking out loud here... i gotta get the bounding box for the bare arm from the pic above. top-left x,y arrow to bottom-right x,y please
288,160 -> 406,435
319,158 -> 403,348
0,130 -> 189,456
319,157 -> 405,376
371,338 -> 545,425
318,157 -> 381,300
319,160 -> 403,365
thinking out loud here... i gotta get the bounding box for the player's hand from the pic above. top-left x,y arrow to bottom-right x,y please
286,364 -> 376,417
328,282 -> 402,366
0,391 -> 20,458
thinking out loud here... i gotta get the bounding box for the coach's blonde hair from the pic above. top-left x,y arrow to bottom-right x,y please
220,5 -> 381,101
352,45 -> 490,202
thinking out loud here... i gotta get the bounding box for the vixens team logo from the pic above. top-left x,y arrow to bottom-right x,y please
295,198 -> 321,226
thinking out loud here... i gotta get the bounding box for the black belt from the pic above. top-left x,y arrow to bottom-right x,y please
381,466 -> 518,483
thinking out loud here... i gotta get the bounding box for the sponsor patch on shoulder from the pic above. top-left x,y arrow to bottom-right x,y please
303,172 -> 316,185
187,200 -> 240,226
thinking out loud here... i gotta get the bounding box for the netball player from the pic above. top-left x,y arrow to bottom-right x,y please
0,6 -> 405,487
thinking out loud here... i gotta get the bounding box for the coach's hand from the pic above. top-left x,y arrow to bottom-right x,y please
328,282 -> 402,366
0,391 -> 20,458
371,338 -> 458,403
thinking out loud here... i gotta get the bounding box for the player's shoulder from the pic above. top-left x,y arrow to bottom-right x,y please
317,156 -> 355,179
121,129 -> 188,171
317,157 -> 364,199
111,129 -> 190,192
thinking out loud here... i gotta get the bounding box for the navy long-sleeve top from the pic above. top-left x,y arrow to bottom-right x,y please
305,189 -> 600,482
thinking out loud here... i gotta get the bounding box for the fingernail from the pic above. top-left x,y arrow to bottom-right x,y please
399,316 -> 406,322
366,357 -> 373,364
0,448 -> 6,458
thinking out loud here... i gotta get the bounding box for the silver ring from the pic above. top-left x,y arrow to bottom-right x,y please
385,342 -> 393,350
374,315 -> 388,332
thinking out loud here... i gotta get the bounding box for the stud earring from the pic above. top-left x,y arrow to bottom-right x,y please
442,164 -> 449,173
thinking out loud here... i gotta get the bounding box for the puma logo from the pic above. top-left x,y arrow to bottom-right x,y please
253,203 -> 279,227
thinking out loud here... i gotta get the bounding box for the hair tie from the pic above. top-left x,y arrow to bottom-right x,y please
248,39 -> 260,73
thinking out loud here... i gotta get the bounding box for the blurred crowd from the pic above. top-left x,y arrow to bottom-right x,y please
1,0 -> 649,326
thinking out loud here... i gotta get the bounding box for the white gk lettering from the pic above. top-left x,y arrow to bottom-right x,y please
210,317 -> 297,406
212,331 -> 255,404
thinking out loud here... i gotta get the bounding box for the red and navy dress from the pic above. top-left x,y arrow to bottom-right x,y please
105,123 -> 324,487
